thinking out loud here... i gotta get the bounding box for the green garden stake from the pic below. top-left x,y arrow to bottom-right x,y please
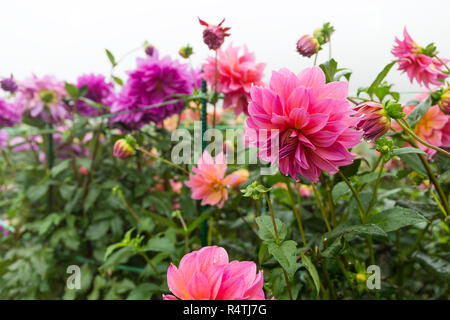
200,78 -> 208,247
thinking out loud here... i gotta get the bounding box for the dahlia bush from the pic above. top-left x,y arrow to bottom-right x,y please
0,18 -> 449,302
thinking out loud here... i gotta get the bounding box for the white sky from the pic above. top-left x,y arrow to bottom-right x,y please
1,0 -> 449,98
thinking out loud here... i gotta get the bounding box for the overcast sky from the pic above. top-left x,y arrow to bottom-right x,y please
1,0 -> 449,98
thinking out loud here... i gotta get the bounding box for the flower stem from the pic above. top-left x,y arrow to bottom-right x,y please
311,183 -> 332,232
286,183 -> 307,245
313,53 -> 318,66
137,145 -> 190,175
366,157 -> 386,215
118,190 -> 143,226
139,252 -> 164,282
398,118 -> 450,158
338,171 -> 366,223
263,192 -> 279,242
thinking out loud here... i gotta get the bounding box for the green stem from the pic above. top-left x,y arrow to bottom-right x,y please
311,183 -> 332,232
137,145 -> 189,175
338,171 -> 366,223
286,183 -> 307,245
139,252 -> 164,282
366,157 -> 386,215
118,190 -> 143,226
398,119 -> 450,158
263,192 -> 279,242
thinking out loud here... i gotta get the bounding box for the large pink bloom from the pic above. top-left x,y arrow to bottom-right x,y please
164,246 -> 265,300
185,151 -> 243,208
203,44 -> 265,115
392,28 -> 448,88
246,67 -> 361,182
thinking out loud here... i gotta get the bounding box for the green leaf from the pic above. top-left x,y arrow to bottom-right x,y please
65,83 -> 79,98
405,96 -> 432,128
367,207 -> 428,232
267,240 -> 300,280
84,187 -> 101,213
398,153 -> 428,176
112,76 -> 123,86
299,251 -> 320,296
332,181 -> 350,202
51,159 -> 70,177
367,62 -> 395,98
339,159 -> 362,178
27,184 -> 48,202
413,252 -> 450,283
127,283 -> 159,300
86,221 -> 110,241
324,223 -> 388,242
391,147 -> 427,157
105,49 -> 117,67
144,237 -> 175,254
319,59 -> 338,83
255,216 -> 287,243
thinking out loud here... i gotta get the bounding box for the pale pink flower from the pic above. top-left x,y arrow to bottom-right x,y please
203,44 -> 265,115
169,178 -> 183,194
246,67 -> 362,182
185,151 -> 242,208
164,246 -> 265,300
226,169 -> 249,188
299,184 -> 312,197
392,28 -> 448,88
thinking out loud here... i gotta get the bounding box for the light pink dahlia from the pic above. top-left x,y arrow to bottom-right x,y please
164,246 -> 265,300
246,67 -> 362,182
392,28 -> 448,88
16,75 -> 69,123
185,151 -> 243,208
203,44 -> 265,115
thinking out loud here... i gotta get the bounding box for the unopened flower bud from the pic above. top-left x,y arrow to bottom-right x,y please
0,75 -> 18,93
296,35 -> 319,58
179,45 -> 194,59
438,86 -> 450,115
198,18 -> 231,50
113,135 -> 136,159
145,44 -> 156,57
354,102 -> 390,141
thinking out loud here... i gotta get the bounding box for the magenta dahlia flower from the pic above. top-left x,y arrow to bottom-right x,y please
246,67 -> 362,182
111,53 -> 195,128
203,44 -> 265,115
392,28 -> 448,88
16,75 -> 69,123
354,102 -> 390,141
0,98 -> 21,127
75,74 -> 115,116
164,246 -> 266,300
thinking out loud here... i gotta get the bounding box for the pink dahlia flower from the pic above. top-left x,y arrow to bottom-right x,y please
75,74 -> 115,116
392,104 -> 449,156
0,98 -> 21,127
354,102 -> 390,141
246,67 -> 362,182
16,75 -> 69,123
111,52 -> 196,128
203,44 -> 265,115
392,28 -> 448,88
164,246 -> 265,300
185,151 -> 243,208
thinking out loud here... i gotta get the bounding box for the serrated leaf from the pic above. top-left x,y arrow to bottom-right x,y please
367,207 -> 428,232
268,240 -> 300,280
413,252 -> 450,283
144,237 -> 175,254
391,147 -> 427,157
332,181 -> 350,202
51,159 -> 70,177
324,223 -> 388,242
405,96 -> 432,128
367,62 -> 395,97
398,153 -> 428,177
255,216 -> 287,243
84,187 -> 101,212
299,251 -> 320,296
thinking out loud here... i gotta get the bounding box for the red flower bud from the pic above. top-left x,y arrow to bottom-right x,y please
439,86 -> 450,115
113,138 -> 134,159
296,35 -> 319,58
198,18 -> 230,50
79,166 -> 89,176
354,102 -> 390,141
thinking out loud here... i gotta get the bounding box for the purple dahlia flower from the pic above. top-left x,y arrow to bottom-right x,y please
75,74 -> 115,116
111,53 -> 196,128
16,75 -> 69,124
0,98 -> 21,127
